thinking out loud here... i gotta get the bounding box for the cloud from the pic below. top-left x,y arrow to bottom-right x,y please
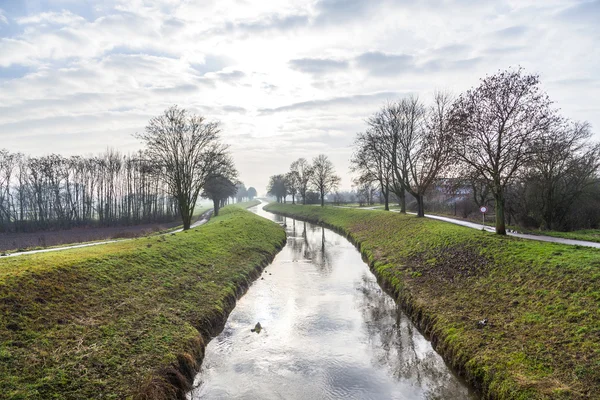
0,9 -> 8,25
222,13 -> 309,34
152,83 -> 199,95
493,25 -> 528,38
221,105 -> 247,114
558,0 -> 600,25
289,58 -> 349,74
355,51 -> 414,76
315,0 -> 382,24
214,70 -> 246,82
259,91 -> 406,114
16,10 -> 86,26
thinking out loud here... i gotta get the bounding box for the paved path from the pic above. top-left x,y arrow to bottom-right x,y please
1,210 -> 214,258
334,206 -> 600,249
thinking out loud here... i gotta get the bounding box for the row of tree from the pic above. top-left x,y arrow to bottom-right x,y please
350,68 -> 599,234
0,106 -> 255,232
267,154 -> 341,206
0,149 -> 179,232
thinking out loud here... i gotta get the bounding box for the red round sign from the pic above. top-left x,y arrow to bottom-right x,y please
480,206 -> 488,213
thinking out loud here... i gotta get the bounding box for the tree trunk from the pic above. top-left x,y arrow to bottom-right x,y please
320,190 -> 325,207
399,187 -> 406,213
494,190 -> 506,235
416,194 -> 425,217
213,198 -> 220,217
292,194 -> 295,204
384,188 -> 389,211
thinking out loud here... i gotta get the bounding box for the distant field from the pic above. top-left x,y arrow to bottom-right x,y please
0,206 -> 286,399
265,203 -> 600,400
0,203 -> 230,254
0,220 -> 181,253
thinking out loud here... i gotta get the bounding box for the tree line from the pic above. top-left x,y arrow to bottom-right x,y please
0,149 -> 178,232
267,154 -> 341,206
350,67 -> 600,234
0,105 -> 254,233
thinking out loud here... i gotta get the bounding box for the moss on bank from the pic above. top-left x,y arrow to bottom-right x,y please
0,207 -> 286,399
264,203 -> 600,400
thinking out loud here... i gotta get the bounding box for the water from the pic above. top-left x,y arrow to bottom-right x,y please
189,203 -> 477,400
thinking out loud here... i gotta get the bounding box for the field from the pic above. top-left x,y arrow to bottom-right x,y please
0,205 -> 285,399
0,221 -> 182,253
264,203 -> 600,400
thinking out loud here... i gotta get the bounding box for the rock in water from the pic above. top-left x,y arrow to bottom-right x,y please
251,322 -> 262,333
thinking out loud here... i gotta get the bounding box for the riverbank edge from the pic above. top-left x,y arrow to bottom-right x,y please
0,205 -> 286,399
137,238 -> 286,400
135,199 -> 281,399
262,204 -> 557,400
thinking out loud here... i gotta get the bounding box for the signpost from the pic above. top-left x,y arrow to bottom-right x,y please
480,206 -> 488,230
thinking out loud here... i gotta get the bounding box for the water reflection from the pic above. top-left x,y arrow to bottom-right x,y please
190,203 -> 476,400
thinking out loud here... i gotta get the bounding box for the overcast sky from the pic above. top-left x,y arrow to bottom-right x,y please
0,0 -> 598,194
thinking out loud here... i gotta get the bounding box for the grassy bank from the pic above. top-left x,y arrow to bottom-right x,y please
0,207 -> 286,399
228,199 -> 261,209
264,203 -> 600,400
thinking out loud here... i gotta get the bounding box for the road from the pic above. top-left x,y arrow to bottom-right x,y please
1,210 -> 214,258
335,206 -> 600,249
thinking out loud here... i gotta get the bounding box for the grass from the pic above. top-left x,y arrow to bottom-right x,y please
227,199 -> 261,209
0,206 -> 286,399
337,205 -> 600,244
1,201 -> 260,256
264,203 -> 600,400
521,229 -> 600,244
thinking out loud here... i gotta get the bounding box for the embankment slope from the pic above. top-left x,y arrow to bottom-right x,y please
265,203 -> 600,400
0,206 -> 286,399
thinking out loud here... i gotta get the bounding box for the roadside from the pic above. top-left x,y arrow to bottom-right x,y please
0,206 -> 286,399
0,201 -> 260,258
264,203 -> 600,400
330,204 -> 600,249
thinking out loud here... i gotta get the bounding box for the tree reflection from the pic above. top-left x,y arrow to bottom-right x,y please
355,274 -> 474,399
287,220 -> 333,274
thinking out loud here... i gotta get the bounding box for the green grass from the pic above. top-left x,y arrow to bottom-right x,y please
227,199 -> 261,209
0,207 -> 286,399
523,229 -> 600,244
264,203 -> 600,400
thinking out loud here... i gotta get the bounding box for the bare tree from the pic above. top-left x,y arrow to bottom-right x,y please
286,170 -> 300,204
373,94 -> 453,217
136,106 -> 228,230
310,154 -> 341,207
400,94 -> 453,217
267,174 -> 287,203
371,106 -> 408,213
450,68 -> 557,234
202,174 -> 237,217
351,128 -> 392,210
525,120 -> 600,230
289,158 -> 313,205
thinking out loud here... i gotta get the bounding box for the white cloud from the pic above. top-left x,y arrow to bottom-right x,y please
0,9 -> 8,25
0,0 -> 598,193
16,10 -> 86,25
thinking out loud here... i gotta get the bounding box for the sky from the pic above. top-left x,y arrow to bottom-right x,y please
0,0 -> 599,194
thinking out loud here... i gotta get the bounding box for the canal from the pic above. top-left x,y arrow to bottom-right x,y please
190,202 -> 476,399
